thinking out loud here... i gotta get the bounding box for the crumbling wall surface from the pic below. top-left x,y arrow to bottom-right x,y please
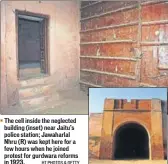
89,113 -> 103,136
0,2 -> 8,108
0,1 -> 80,107
80,1 -> 168,89
89,113 -> 103,159
141,1 -> 168,86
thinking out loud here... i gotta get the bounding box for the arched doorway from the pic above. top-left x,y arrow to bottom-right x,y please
113,123 -> 149,160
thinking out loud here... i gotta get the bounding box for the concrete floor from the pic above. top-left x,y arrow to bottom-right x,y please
89,159 -> 167,164
1,86 -> 88,115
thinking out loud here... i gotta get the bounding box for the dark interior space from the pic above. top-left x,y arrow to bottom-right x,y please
18,18 -> 41,69
114,123 -> 149,160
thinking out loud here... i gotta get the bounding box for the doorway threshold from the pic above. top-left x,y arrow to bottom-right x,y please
19,73 -> 49,81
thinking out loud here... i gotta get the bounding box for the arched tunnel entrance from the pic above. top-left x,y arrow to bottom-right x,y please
113,123 -> 149,160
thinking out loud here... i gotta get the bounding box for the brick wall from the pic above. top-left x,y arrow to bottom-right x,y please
80,1 -> 168,89
89,99 -> 167,159
106,99 -> 152,110
89,113 -> 103,158
89,113 -> 103,136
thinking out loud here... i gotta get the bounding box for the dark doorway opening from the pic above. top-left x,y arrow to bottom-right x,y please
16,10 -> 48,80
114,123 -> 149,160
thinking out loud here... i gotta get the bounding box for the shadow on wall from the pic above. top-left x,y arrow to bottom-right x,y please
161,100 -> 167,159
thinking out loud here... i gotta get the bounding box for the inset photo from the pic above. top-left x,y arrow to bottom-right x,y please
89,88 -> 167,164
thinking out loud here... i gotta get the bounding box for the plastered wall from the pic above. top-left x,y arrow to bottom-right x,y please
1,1 -> 80,107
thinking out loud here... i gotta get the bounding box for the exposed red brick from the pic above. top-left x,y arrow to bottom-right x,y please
142,3 -> 168,21
81,1 -> 138,19
80,1 -> 168,87
81,58 -> 136,76
142,24 -> 168,42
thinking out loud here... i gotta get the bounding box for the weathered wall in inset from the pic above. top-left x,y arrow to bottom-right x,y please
89,99 -> 167,160
89,113 -> 103,159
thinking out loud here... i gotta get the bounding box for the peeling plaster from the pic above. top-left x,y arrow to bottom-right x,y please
158,46 -> 168,68
96,47 -> 100,56
158,29 -> 168,68
115,66 -> 118,72
159,30 -> 166,42
153,46 -> 158,58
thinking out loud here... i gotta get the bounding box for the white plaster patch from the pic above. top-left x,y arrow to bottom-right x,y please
96,47 -> 100,56
113,33 -> 116,39
115,66 -> 118,72
133,48 -> 142,59
153,46 -> 158,58
159,29 -> 168,42
155,31 -> 159,36
158,46 -> 168,68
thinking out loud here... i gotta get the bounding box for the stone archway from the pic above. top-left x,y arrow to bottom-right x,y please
99,99 -> 165,160
113,123 -> 149,160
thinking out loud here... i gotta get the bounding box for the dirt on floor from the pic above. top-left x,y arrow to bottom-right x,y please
89,159 -> 167,164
